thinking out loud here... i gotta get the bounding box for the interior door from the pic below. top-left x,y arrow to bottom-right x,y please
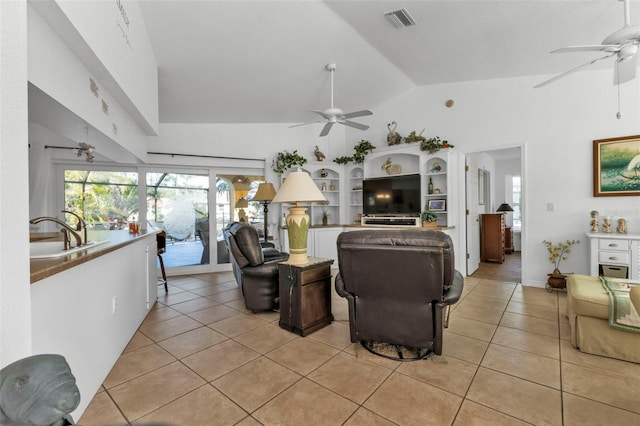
466,161 -> 481,275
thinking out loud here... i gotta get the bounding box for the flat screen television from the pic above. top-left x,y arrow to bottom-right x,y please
363,174 -> 421,216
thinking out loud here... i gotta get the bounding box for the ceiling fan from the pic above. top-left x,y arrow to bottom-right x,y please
290,63 -> 372,137
535,0 -> 640,89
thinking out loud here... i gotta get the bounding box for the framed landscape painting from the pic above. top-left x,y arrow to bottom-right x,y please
593,135 -> 640,197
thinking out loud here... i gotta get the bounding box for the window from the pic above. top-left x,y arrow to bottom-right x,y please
512,175 -> 521,229
64,170 -> 138,230
146,172 -> 210,266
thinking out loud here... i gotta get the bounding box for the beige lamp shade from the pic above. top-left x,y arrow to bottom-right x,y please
253,182 -> 276,242
271,169 -> 327,205
253,183 -> 276,202
272,169 -> 327,265
236,197 -> 249,208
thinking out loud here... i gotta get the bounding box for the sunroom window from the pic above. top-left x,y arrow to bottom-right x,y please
64,170 -> 138,230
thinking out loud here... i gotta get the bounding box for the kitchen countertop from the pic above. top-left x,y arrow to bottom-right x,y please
30,229 -> 160,284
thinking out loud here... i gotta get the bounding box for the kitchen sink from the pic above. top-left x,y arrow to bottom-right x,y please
30,240 -> 109,259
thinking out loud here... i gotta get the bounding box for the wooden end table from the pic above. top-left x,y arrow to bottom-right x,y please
278,257 -> 334,336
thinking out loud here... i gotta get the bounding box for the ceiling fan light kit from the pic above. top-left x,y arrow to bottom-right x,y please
535,0 -> 639,89
290,62 -> 373,137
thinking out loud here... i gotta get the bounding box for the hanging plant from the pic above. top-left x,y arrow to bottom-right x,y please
420,136 -> 454,154
333,156 -> 353,165
272,150 -> 307,175
333,140 -> 376,165
352,140 -> 376,164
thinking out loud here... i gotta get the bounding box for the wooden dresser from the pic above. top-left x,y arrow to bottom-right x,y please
480,213 -> 505,263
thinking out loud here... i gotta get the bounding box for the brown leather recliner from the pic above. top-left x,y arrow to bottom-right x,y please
335,229 -> 464,358
223,222 -> 288,311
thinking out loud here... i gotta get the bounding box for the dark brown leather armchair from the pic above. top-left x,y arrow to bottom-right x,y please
335,229 -> 464,359
223,222 -> 288,312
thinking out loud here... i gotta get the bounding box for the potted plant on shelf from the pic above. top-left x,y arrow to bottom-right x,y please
320,209 -> 331,226
543,239 -> 579,291
421,210 -> 438,228
272,150 -> 307,175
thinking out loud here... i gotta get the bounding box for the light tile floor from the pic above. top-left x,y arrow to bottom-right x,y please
79,264 -> 640,425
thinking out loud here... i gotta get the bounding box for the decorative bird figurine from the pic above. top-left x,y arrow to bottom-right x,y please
387,122 -> 402,145
314,146 -> 326,162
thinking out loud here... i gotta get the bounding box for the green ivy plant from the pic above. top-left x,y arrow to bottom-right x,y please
333,156 -> 353,165
333,140 -> 376,165
421,210 -> 438,222
420,136 -> 454,154
272,150 -> 307,175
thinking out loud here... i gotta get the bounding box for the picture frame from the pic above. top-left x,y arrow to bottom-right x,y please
428,199 -> 446,211
593,135 -> 640,197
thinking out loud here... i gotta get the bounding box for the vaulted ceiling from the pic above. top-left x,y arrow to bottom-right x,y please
139,0 -> 640,125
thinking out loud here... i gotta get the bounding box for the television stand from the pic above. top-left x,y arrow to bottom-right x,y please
361,216 -> 421,227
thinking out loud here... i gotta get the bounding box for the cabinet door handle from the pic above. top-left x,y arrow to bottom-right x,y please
608,256 -> 618,260
608,243 -> 618,247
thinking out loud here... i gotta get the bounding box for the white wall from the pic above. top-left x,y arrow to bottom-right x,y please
346,71 -> 640,286
28,3 -> 155,163
31,236 -> 157,418
29,0 -> 158,135
0,0 -> 32,367
142,70 -> 640,287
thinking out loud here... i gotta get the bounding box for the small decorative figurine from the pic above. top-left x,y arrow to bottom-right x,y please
314,146 -> 326,161
319,168 -> 328,178
387,122 -> 402,145
602,216 -> 612,233
431,162 -> 442,172
0,354 -> 80,425
617,218 -> 627,234
590,210 -> 599,232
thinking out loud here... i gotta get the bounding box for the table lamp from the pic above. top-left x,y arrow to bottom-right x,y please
496,202 -> 514,213
272,169 -> 327,265
236,197 -> 249,222
253,182 -> 276,242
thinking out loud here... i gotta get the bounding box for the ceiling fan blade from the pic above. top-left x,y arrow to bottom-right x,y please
312,110 -> 331,119
340,120 -> 369,131
552,45 -> 620,54
319,122 -> 334,137
534,52 -> 616,88
341,110 -> 373,119
289,120 -> 323,128
614,55 -> 637,85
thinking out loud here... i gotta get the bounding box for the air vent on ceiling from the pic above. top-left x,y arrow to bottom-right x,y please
384,8 -> 416,29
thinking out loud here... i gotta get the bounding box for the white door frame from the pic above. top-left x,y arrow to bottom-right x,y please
456,142 -> 527,284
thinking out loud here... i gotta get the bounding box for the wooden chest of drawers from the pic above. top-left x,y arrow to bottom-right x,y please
480,213 -> 505,263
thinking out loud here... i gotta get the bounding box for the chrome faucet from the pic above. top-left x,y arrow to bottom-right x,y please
62,210 -> 87,246
29,211 -> 87,250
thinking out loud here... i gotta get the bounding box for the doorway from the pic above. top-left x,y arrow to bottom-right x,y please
465,146 -> 524,284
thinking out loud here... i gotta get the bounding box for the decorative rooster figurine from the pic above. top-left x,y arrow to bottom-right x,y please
314,145 -> 326,161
